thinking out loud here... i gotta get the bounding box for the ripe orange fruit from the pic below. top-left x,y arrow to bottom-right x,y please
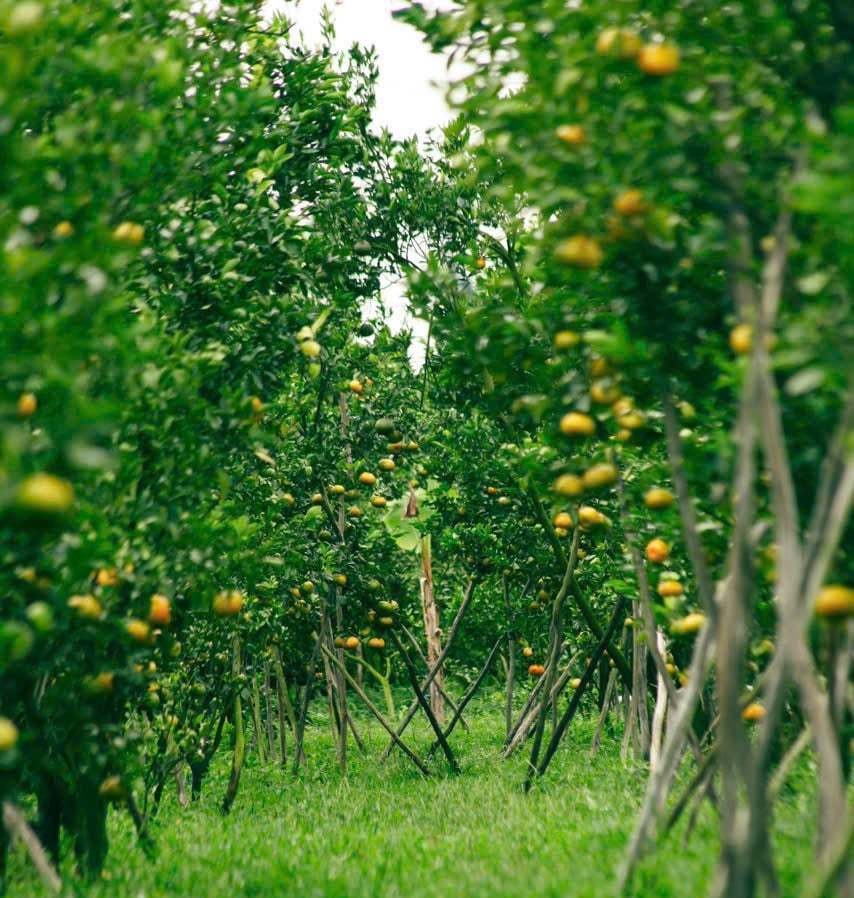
730,323 -> 753,354
367,637 -> 385,649
486,486 -> 498,496
371,495 -> 387,508
670,612 -> 706,635
555,526 -> 569,538
613,189 -> 647,216
311,493 -> 323,505
579,505 -> 606,527
282,492 -> 295,505
596,27 -> 641,58
553,330 -> 581,350
553,511 -> 574,530
348,506 -> 362,518
522,646 -> 533,658
68,594 -> 102,620
617,410 -> 646,430
15,473 -> 74,514
569,677 -> 582,689
582,463 -> 618,489
645,538 -> 669,563
53,221 -> 74,238
349,379 -> 364,394
17,392 -> 37,418
554,473 -> 583,497
377,615 -> 394,628
638,44 -> 679,75
555,235 -> 603,268
329,484 -> 346,496
742,702 -> 766,723
0,718 -> 20,752
113,221 -> 145,244
332,573 -> 347,587
126,619 -> 151,644
212,590 -> 244,617
92,672 -> 115,693
359,471 -> 377,486
96,567 -> 120,587
814,585 -> 854,619
658,580 -> 684,598
559,412 -> 595,436
378,458 -> 395,472
149,594 -> 172,626
300,339 -> 321,357
343,636 -> 360,651
644,487 -> 675,509
528,664 -> 545,677
555,124 -> 586,145
250,396 -> 263,414
476,256 -> 486,269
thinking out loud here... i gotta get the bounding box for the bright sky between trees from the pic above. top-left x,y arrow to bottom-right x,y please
268,1 -> 460,366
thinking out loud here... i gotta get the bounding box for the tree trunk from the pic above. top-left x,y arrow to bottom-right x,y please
420,535 -> 445,724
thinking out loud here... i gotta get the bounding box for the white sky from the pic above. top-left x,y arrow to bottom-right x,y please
267,1 -> 461,366
274,0 -> 457,140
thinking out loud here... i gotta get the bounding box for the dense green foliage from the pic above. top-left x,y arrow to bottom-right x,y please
1,0 -> 851,895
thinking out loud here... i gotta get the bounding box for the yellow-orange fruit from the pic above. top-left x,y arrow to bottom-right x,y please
553,511 -> 574,530
554,473 -> 584,497
556,124 -> 586,145
814,585 -> 854,619
212,590 -> 244,617
17,392 -> 38,418
658,580 -> 684,598
742,702 -> 766,723
528,664 -> 545,677
596,27 -> 641,58
644,487 -> 675,509
671,612 -> 706,635
559,412 -> 596,436
582,463 -> 618,489
68,594 -> 102,620
555,235 -> 603,268
637,44 -> 679,75
125,619 -> 151,644
149,594 -> 172,626
613,189 -> 647,217
645,538 -> 669,564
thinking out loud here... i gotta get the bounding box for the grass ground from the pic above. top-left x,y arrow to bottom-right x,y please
5,698 -> 817,897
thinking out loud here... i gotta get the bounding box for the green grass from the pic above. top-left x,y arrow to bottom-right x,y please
5,699 -> 817,897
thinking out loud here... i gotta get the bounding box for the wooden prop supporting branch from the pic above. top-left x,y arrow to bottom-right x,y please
381,578 -> 477,759
419,534 -> 445,724
525,481 -> 633,688
292,608 -> 327,775
503,649 -> 579,758
2,801 -> 62,895
322,646 -> 431,777
528,596 -> 627,788
523,526 -> 579,790
401,625 -> 468,728
391,631 -> 460,774
221,635 -> 245,815
427,635 -> 504,758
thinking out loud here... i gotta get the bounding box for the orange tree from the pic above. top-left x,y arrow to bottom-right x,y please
0,0 -> 501,880
399,1 -> 852,895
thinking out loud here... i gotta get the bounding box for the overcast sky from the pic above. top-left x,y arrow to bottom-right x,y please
268,1 -> 460,365
272,0 -> 457,139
